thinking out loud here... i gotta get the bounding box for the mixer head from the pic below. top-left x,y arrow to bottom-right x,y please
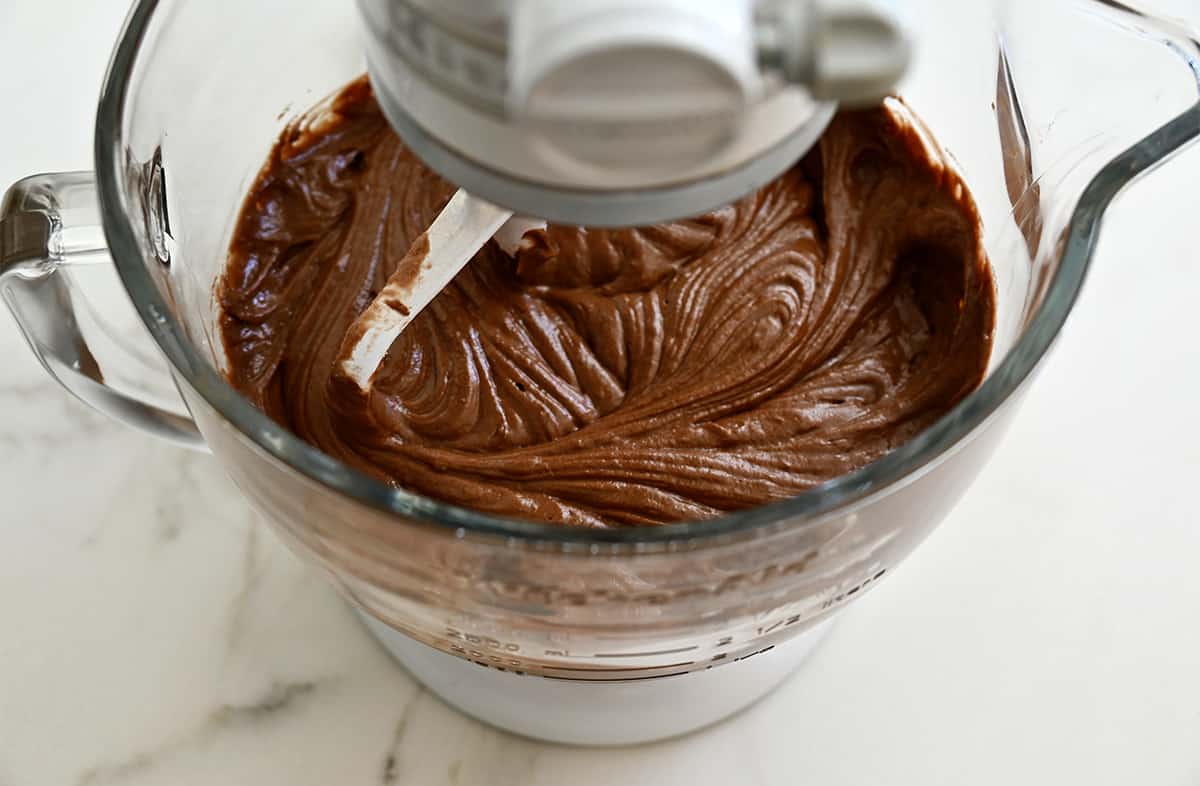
357,0 -> 910,226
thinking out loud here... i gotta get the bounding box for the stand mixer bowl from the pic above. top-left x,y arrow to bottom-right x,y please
1,0 -> 1198,745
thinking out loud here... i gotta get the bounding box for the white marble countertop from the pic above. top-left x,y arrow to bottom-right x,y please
3,2 -> 1200,784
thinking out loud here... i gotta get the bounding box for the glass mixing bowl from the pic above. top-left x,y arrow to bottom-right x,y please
2,0 -> 1198,745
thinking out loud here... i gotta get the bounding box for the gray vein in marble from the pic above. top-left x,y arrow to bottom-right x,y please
274,558 -> 327,619
0,380 -> 59,399
0,381 -> 111,450
75,750 -> 159,786
76,446 -> 216,548
76,451 -> 147,548
373,688 -> 547,786
225,521 -> 263,656
76,443 -> 170,548
154,505 -> 183,543
75,678 -> 322,786
451,721 -> 541,786
381,687 -> 425,785
210,679 -> 318,727
151,451 -> 207,543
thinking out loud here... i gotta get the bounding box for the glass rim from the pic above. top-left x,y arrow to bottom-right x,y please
92,0 -> 1200,546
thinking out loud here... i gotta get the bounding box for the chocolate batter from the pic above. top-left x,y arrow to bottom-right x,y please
220,77 -> 996,527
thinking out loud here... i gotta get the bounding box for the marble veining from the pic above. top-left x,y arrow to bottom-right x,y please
379,688 -> 427,786
76,680 -> 323,786
2,0 -> 1200,783
225,524 -> 264,657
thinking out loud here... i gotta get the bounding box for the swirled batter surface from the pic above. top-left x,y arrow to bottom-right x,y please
220,77 -> 996,527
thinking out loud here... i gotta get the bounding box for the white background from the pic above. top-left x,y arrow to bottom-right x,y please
1,1 -> 1198,784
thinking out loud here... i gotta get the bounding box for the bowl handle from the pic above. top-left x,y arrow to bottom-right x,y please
0,171 -> 205,449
